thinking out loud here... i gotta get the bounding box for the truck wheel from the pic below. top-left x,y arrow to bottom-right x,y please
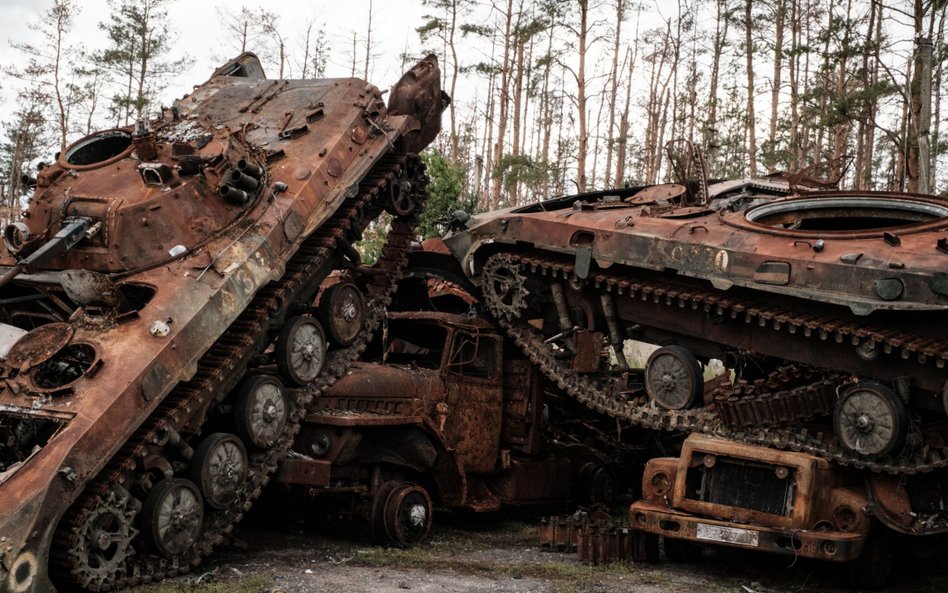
577,462 -> 617,505
371,481 -> 433,547
663,537 -> 703,563
850,531 -> 894,590
370,481 -> 401,545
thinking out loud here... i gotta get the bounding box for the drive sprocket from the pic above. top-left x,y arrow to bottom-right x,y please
66,487 -> 139,592
482,254 -> 529,321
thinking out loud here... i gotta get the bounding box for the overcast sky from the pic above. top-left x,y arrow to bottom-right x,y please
0,0 -> 431,117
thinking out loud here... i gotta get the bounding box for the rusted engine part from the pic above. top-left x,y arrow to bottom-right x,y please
0,51 -> 444,593
630,435 -> 880,584
538,513 -> 640,565
539,510 -> 614,553
53,156 -> 429,590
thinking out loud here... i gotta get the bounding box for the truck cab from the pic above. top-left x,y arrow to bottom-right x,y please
629,434 -> 894,587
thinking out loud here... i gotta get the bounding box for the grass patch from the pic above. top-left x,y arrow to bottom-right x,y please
124,572 -> 273,593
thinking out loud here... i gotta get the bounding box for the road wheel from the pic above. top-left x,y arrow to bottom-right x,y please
834,381 -> 907,457
276,315 -> 327,385
191,433 -> 248,510
645,346 -> 703,410
235,375 -> 288,449
319,282 -> 364,346
140,479 -> 204,558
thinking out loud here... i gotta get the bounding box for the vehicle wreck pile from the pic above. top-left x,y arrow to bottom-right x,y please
2,51 -> 947,592
442,143 -> 948,588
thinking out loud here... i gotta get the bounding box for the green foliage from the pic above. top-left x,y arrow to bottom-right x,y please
0,90 -> 50,209
95,0 -> 190,126
419,149 -> 474,238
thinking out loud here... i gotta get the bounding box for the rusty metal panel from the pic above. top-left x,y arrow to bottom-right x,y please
276,458 -> 332,487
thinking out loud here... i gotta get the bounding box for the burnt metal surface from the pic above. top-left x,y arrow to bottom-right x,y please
630,434 -> 871,564
443,151 -> 948,535
0,52 -> 445,593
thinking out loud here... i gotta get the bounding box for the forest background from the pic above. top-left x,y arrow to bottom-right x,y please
0,0 -> 945,240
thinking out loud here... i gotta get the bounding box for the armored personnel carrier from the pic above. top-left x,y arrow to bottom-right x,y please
443,145 -> 948,541
0,53 -> 445,592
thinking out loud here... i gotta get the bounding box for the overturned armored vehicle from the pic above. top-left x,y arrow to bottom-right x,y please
0,53 -> 445,592
443,146 -> 948,572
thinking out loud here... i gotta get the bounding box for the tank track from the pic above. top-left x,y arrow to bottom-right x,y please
712,366 -> 842,427
53,154 -> 427,591
484,251 -> 948,476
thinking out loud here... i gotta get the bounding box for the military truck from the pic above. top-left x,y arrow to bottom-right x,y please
274,309 -> 624,546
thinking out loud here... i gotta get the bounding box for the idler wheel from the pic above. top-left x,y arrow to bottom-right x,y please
382,482 -> 433,547
235,375 -> 289,449
319,282 -> 364,347
386,179 -> 416,216
276,315 -> 327,385
191,433 -> 248,510
834,381 -> 907,457
645,346 -> 703,410
140,478 -> 204,558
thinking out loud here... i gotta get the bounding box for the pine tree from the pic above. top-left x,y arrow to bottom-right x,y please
95,0 -> 190,126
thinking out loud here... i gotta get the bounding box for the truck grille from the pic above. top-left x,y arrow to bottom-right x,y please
684,455 -> 796,517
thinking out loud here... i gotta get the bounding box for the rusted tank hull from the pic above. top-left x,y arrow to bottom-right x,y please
443,179 -> 948,534
0,54 -> 445,592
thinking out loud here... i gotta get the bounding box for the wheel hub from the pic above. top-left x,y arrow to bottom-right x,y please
855,414 -> 874,433
409,504 -> 427,528
262,401 -> 278,423
660,373 -> 678,391
342,302 -> 357,321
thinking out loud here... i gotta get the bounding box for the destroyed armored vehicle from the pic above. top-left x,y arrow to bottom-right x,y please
442,144 -> 948,543
0,53 -> 445,592
275,251 -> 633,547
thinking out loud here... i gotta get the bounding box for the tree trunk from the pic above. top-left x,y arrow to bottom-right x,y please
788,0 -> 800,171
744,0 -> 758,177
490,0 -> 515,209
604,0 -> 623,189
706,0 -> 729,173
576,0 -> 589,192
768,0 -> 785,172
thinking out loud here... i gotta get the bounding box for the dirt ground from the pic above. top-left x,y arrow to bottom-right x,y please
128,506 -> 948,593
